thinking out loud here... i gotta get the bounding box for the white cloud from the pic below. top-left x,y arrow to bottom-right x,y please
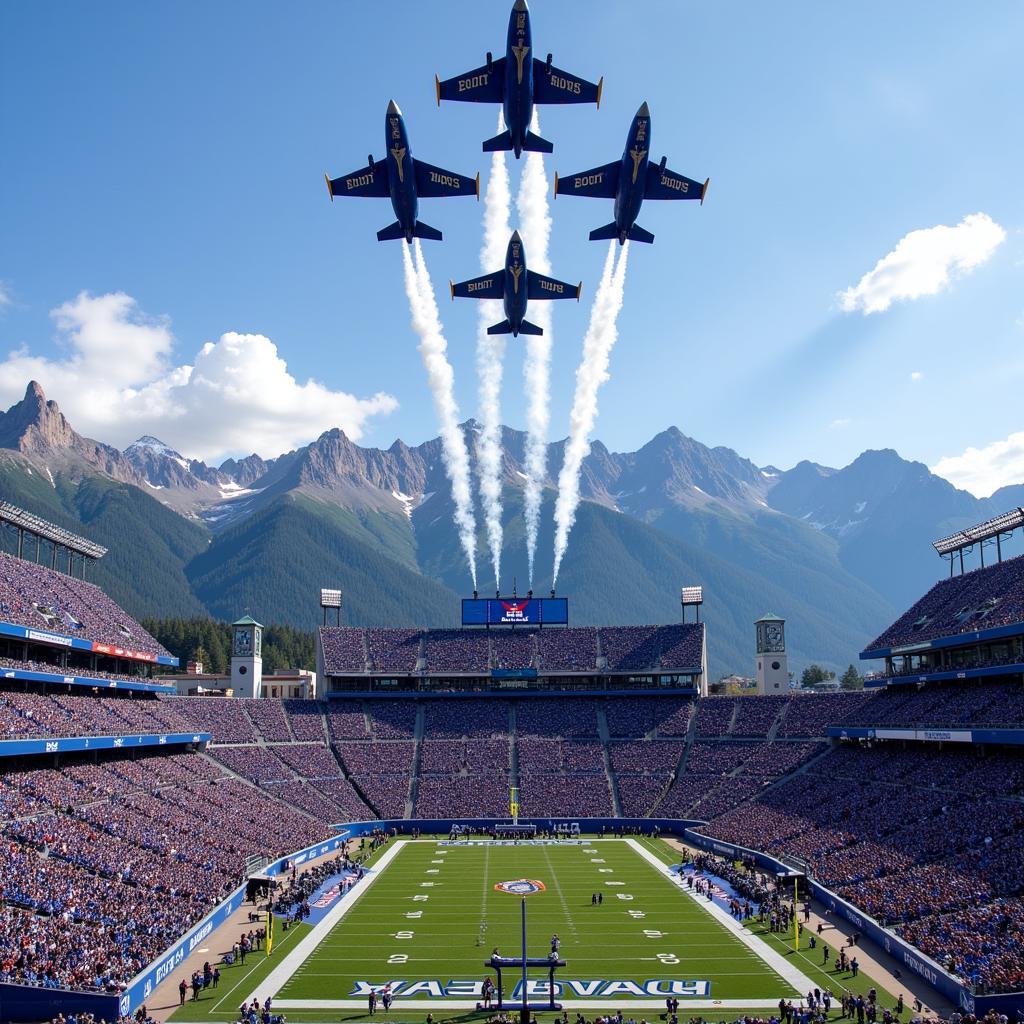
829,417 -> 851,430
910,371 -> 923,382
839,213 -> 1006,315
932,433 -> 1024,498
0,291 -> 397,462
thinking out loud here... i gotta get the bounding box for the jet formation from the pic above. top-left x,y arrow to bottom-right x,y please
324,0 -> 709,332
450,230 -> 581,337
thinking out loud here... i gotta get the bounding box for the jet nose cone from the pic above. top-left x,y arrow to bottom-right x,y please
387,99 -> 402,116
636,101 -> 650,118
513,0 -> 528,10
511,230 -> 522,242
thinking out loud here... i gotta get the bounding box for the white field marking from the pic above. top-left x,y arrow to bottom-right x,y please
245,839 -> 407,1005
431,859 -> 444,863
605,880 -> 624,885
598,868 -> 613,873
540,841 -> 577,938
590,857 -> 605,863
624,838 -> 815,995
270,999 -> 790,1011
426,868 -> 440,873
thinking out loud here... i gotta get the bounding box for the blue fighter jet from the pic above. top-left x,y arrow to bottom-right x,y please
554,102 -> 709,244
450,230 -> 581,337
436,0 -> 602,158
325,100 -> 478,242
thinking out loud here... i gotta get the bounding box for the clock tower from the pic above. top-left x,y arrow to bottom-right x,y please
231,616 -> 263,699
755,613 -> 788,695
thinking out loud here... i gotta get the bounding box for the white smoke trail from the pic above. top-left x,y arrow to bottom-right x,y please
401,240 -> 478,588
516,111 -> 554,586
475,114 -> 513,590
551,241 -> 630,585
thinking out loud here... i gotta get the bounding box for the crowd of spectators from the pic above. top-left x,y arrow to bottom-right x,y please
0,690 -> 189,740
0,753 -> 331,993
865,553 -> 1024,650
317,624 -> 704,677
699,743 -> 1024,991
0,553 -> 170,658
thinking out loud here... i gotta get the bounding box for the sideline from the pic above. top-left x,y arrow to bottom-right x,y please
624,838 -> 817,997
270,997 -> 791,1011
243,840 -> 408,1006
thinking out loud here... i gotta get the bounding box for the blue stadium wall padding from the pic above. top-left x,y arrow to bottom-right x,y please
0,732 -> 211,760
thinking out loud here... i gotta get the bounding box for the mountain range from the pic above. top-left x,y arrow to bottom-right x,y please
1,380 -> 1019,678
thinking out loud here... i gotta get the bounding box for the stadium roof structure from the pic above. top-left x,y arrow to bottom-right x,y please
0,501 -> 107,560
933,507 -> 1024,570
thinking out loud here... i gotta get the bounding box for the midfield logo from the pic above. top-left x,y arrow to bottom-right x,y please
494,878 -> 546,896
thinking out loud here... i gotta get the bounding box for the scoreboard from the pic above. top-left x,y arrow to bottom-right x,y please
461,597 -> 569,626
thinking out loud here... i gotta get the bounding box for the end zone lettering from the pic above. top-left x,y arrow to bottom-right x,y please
349,979 -> 711,999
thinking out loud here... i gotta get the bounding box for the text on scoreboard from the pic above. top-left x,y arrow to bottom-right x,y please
461,598 -> 569,626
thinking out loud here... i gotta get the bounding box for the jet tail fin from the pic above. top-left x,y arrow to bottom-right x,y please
626,223 -> 655,244
522,131 -> 554,154
376,221 -> 407,242
588,222 -> 620,242
412,220 -> 443,241
587,222 -> 655,244
486,320 -> 513,335
516,319 -> 544,335
482,130 -> 514,152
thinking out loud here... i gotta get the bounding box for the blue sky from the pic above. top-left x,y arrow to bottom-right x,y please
1,1 -> 1022,493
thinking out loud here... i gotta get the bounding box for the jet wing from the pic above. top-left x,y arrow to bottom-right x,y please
533,60 -> 603,106
326,159 -> 390,199
414,160 -> 480,200
645,163 -> 709,202
436,59 -> 506,104
450,273 -> 504,300
554,161 -> 619,199
527,271 -> 582,301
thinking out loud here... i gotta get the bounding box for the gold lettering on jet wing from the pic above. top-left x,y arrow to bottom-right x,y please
347,172 -> 374,190
539,279 -> 564,294
467,279 -> 492,293
429,171 -> 460,189
390,147 -> 407,183
458,73 -> 490,92
629,147 -> 647,184
511,45 -> 530,84
659,174 -> 689,193
550,75 -> 582,95
575,173 -> 604,189
509,264 -> 524,293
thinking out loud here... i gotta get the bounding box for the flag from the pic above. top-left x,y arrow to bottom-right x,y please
266,911 -> 274,956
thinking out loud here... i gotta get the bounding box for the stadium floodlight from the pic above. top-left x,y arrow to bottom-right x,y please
680,585 -> 704,605
933,507 -> 1024,556
319,588 -> 343,626
0,501 -> 107,560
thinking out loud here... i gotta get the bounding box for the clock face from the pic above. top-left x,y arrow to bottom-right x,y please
233,629 -> 252,656
765,624 -> 784,651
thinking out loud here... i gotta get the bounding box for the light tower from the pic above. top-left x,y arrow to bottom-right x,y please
231,615 -> 263,699
755,613 -> 787,694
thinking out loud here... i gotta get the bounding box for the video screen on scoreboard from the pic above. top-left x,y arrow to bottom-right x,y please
461,597 -> 569,626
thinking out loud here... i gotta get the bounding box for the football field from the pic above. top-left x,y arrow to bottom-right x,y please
237,837 -> 816,1017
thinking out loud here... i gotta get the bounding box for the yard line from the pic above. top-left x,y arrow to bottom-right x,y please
541,841 -> 578,938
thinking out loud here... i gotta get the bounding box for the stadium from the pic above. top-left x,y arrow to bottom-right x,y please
0,502 -> 1022,1024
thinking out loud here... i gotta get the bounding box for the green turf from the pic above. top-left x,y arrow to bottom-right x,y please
171,837 -> 899,1024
